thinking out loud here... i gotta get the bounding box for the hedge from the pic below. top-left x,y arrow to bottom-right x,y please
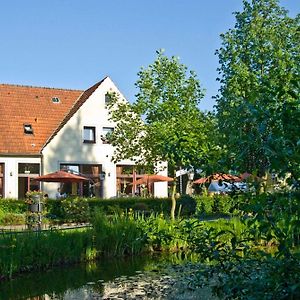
0,199 -> 27,214
45,195 -> 196,221
0,194 -> 240,225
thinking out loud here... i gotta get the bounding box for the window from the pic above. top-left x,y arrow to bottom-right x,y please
17,163 -> 40,199
52,97 -> 60,103
60,164 -> 102,197
60,164 -> 79,173
18,163 -> 40,174
101,127 -> 114,144
83,126 -> 96,143
24,124 -> 33,134
105,93 -> 111,106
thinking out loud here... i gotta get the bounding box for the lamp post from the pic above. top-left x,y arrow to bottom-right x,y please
188,169 -> 195,181
186,168 -> 195,196
99,171 -> 106,198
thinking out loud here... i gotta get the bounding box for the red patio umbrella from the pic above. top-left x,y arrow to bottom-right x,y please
132,174 -> 174,185
240,172 -> 260,181
35,170 -> 89,183
194,173 -> 241,184
240,172 -> 252,180
131,174 -> 173,196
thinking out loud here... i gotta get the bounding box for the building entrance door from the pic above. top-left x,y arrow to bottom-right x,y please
18,163 -> 40,199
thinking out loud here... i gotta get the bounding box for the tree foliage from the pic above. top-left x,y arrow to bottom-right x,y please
216,0 -> 300,179
187,191 -> 300,299
107,50 -> 216,218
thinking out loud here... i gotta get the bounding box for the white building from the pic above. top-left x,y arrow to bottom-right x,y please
0,77 -> 168,199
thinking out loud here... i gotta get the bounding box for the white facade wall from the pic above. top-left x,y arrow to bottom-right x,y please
41,77 -> 167,199
153,161 -> 168,198
0,156 -> 41,199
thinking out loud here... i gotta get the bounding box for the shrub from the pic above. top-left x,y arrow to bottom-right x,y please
0,208 -> 5,223
194,195 -> 214,215
132,202 -> 149,212
88,197 -> 171,215
194,194 -> 236,217
61,197 -> 90,223
0,200 -> 35,226
0,213 -> 25,225
45,199 -> 65,220
176,195 -> 196,216
0,199 -> 27,214
1,196 -> 197,225
188,192 -> 300,300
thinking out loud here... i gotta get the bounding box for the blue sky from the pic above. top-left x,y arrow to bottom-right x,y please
0,0 -> 298,111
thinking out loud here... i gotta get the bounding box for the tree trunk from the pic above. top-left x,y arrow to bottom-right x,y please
170,170 -> 177,220
170,182 -> 176,220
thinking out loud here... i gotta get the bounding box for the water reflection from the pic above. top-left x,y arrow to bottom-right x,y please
0,252 -> 198,300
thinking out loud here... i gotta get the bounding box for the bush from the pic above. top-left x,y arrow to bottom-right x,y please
45,197 -> 170,218
0,213 -> 25,225
61,197 -> 90,223
194,194 -> 235,217
189,191 -> 300,300
176,195 -> 197,216
87,196 -> 195,217
45,199 -> 65,220
0,202 -> 27,226
132,202 -> 149,212
1,196 -> 197,225
0,199 -> 27,214
88,197 -> 171,215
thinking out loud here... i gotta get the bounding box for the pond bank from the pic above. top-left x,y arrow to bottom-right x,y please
0,253 -> 217,299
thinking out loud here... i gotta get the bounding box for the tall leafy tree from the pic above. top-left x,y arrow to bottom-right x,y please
216,0 -> 300,180
107,50 -> 216,219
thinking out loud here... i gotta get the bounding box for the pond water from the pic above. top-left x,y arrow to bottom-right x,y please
0,253 -> 197,299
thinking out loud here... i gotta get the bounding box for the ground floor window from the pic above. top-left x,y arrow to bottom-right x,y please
0,163 -> 4,198
60,164 -> 102,197
116,165 -> 147,196
18,163 -> 40,199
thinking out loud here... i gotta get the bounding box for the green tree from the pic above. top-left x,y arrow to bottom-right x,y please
107,50 -> 216,219
216,0 -> 300,182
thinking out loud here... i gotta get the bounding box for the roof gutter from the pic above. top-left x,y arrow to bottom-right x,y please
0,153 -> 42,157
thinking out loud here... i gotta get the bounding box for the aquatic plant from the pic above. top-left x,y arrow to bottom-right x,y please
92,209 -> 146,256
0,229 -> 94,280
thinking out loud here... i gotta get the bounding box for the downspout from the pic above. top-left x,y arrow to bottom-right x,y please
40,150 -> 44,192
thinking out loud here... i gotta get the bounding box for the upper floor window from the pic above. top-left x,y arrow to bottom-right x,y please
83,126 -> 96,143
101,127 -> 114,144
105,93 -> 111,106
24,124 -> 33,134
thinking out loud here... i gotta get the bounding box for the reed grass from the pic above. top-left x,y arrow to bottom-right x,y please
92,209 -> 146,256
0,229 -> 95,280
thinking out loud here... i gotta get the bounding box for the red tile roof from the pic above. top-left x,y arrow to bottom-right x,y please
42,78 -> 106,150
0,84 -> 83,155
